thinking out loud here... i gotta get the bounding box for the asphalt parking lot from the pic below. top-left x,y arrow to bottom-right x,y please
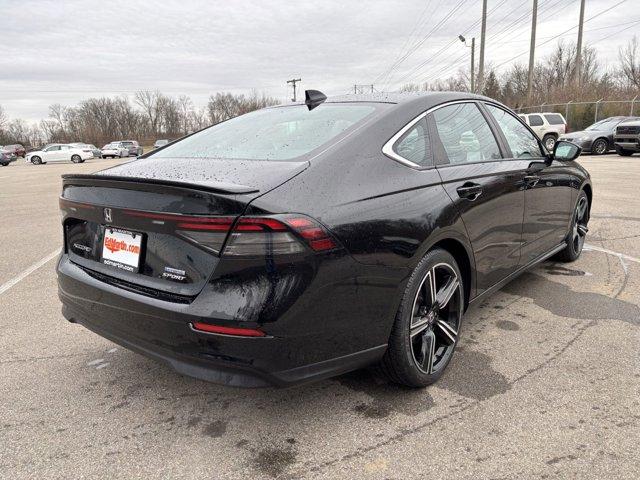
1,154 -> 638,479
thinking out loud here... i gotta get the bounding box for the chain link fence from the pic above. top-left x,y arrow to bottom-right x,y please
515,98 -> 640,131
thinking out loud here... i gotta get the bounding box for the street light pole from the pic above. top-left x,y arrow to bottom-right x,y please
459,35 -> 475,93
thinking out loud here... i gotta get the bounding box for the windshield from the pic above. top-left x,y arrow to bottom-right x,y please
152,104 -> 377,161
586,119 -> 620,131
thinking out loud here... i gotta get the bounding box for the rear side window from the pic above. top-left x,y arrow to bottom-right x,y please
392,118 -> 432,167
432,103 -> 501,164
485,104 -> 543,158
153,104 -> 376,161
544,114 -> 565,125
528,114 -> 544,126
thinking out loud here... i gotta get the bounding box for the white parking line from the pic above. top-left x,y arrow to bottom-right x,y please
583,244 -> 640,265
0,249 -> 60,295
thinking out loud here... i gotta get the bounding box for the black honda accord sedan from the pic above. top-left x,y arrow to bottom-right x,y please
57,91 -> 591,388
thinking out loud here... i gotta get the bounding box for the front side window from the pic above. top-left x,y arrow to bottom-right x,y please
153,104 -> 377,161
432,103 -> 501,165
528,114 -> 544,126
485,104 -> 543,158
392,118 -> 432,167
46,146 -> 60,152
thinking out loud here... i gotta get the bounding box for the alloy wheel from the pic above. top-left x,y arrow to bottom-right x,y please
593,140 -> 607,155
409,263 -> 462,375
572,196 -> 589,253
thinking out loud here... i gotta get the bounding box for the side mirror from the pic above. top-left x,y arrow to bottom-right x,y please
552,140 -> 581,161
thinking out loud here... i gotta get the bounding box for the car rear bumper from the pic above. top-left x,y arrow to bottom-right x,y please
57,254 -> 390,387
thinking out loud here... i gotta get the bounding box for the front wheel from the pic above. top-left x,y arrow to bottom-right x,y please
71,154 -> 81,163
31,156 -> 42,165
1,162 -> 8,167
615,146 -> 634,157
555,190 -> 589,262
591,138 -> 608,155
379,248 -> 464,387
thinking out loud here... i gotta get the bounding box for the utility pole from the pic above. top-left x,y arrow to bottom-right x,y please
527,0 -> 538,103
287,78 -> 301,102
478,0 -> 487,92
353,84 -> 375,94
575,0 -> 586,86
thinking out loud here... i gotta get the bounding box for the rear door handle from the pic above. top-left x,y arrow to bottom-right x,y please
523,175 -> 540,187
456,183 -> 483,201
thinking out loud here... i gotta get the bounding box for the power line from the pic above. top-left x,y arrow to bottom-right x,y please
391,0 -> 511,89
377,0 -> 470,89
493,0 -> 628,69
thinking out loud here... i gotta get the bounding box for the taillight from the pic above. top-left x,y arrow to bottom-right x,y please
176,214 -> 338,256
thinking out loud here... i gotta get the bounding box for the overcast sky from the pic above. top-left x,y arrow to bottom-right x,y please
1,0 -> 635,122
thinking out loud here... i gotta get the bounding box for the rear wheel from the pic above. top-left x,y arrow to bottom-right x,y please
543,134 -> 557,151
555,190 -> 589,262
380,248 -> 464,387
592,138 -> 608,155
71,154 -> 81,163
1,162 -> 8,166
31,156 -> 42,165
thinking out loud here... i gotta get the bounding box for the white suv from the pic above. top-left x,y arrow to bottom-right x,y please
518,112 -> 567,151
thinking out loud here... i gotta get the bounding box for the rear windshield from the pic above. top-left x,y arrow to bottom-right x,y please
152,104 -> 377,161
543,114 -> 565,125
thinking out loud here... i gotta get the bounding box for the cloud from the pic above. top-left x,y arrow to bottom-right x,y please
0,0 -> 633,121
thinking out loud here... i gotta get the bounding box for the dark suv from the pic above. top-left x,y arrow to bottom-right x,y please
614,120 -> 640,156
1,144 -> 26,158
120,140 -> 143,157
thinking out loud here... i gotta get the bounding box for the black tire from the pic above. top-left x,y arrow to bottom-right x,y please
543,134 -> 557,152
555,190 -> 589,262
591,138 -> 608,155
31,156 -> 42,165
1,162 -> 8,166
615,146 -> 634,157
379,248 -> 464,387
71,154 -> 81,163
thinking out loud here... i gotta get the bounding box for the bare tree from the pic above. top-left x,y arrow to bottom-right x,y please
177,95 -> 193,135
618,36 -> 640,89
135,90 -> 164,136
0,105 -> 7,132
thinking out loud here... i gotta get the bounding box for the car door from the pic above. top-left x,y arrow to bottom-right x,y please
44,145 -> 61,161
430,101 -> 527,295
483,103 -> 572,265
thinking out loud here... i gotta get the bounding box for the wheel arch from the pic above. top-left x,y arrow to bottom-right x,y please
426,235 -> 475,312
593,136 -> 609,149
581,182 -> 593,216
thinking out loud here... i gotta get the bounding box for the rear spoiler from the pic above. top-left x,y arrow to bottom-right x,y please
61,174 -> 259,195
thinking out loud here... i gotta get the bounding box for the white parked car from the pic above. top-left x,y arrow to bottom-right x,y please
518,112 -> 567,151
101,142 -> 130,158
26,144 -> 93,165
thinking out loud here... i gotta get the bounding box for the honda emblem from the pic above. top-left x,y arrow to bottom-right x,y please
104,208 -> 113,223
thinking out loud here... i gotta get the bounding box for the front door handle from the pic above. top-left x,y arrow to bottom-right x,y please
523,175 -> 540,187
456,183 -> 483,201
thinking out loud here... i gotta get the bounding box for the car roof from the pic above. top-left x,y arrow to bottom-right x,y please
280,91 -> 496,108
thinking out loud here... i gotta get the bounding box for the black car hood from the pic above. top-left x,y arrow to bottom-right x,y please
87,157 -> 309,195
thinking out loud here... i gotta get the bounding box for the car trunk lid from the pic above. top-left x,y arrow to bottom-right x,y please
60,158 -> 308,300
